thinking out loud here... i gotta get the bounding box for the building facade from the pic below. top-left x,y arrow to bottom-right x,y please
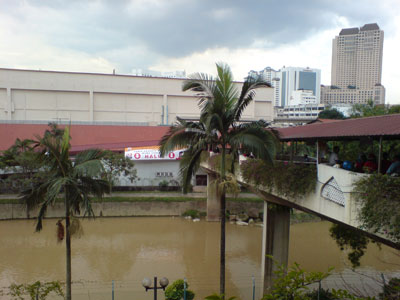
0,68 -> 274,125
249,66 -> 321,108
323,23 -> 385,105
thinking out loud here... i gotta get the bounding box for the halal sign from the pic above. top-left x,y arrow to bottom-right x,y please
125,148 -> 185,160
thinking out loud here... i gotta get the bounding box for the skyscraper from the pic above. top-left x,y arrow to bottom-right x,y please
250,66 -> 321,107
322,23 -> 385,105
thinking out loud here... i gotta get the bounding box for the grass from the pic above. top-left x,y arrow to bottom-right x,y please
0,196 -> 263,204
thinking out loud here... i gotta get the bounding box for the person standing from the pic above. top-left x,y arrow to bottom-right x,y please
328,146 -> 340,166
386,154 -> 400,175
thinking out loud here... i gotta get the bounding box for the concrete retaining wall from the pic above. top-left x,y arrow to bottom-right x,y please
0,201 -> 263,220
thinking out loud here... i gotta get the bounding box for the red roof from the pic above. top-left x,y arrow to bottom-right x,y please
276,114 -> 400,141
0,124 -> 169,152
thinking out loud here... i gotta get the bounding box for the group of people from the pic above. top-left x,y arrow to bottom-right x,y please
327,146 -> 400,175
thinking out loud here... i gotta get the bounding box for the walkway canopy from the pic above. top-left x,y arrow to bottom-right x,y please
276,114 -> 400,142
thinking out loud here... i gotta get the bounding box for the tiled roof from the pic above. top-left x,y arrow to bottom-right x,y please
276,114 -> 400,141
0,124 -> 169,151
339,27 -> 359,35
360,23 -> 380,31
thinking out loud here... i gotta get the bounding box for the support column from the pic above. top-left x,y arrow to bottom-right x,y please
206,172 -> 221,222
261,202 -> 290,294
89,91 -> 94,122
6,88 -> 12,120
163,94 -> 168,125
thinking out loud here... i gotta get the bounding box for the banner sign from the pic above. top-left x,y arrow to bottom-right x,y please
125,148 -> 185,161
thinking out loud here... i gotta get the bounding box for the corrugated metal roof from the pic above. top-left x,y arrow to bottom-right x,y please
0,124 -> 169,151
276,114 -> 400,141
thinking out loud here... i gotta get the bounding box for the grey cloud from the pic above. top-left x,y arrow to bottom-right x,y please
1,0 -> 394,68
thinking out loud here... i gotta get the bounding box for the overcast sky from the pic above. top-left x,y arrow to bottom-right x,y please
1,0 -> 400,104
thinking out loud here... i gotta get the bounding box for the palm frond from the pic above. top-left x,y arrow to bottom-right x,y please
74,155 -> 105,178
74,149 -> 105,165
228,124 -> 278,164
179,147 -> 204,194
182,72 -> 216,113
35,202 -> 48,232
159,119 -> 206,156
234,73 -> 270,121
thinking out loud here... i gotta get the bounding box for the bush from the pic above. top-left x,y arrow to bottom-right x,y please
182,209 -> 200,219
307,288 -> 336,299
241,160 -> 316,199
165,279 -> 194,300
380,277 -> 400,300
353,174 -> 400,243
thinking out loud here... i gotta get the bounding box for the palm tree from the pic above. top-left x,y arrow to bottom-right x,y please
160,63 -> 277,295
21,124 -> 109,300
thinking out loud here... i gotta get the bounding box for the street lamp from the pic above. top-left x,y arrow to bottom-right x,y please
142,276 -> 169,300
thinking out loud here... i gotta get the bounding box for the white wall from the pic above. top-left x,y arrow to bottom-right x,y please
0,68 -> 274,125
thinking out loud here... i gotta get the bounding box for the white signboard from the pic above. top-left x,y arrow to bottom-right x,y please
125,148 -> 185,161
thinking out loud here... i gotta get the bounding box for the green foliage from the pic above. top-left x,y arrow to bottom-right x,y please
182,209 -> 200,218
165,279 -> 195,300
262,259 -> 373,300
306,288 -> 335,299
102,150 -> 137,191
0,138 -> 44,193
8,281 -> 64,300
159,180 -> 169,188
351,100 -> 400,118
353,174 -> 400,243
319,108 -> 345,119
379,277 -> 400,299
205,294 -> 236,300
241,159 -> 316,199
262,260 -> 332,300
329,223 -> 369,268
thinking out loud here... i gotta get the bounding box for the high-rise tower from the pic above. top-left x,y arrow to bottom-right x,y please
322,23 -> 385,105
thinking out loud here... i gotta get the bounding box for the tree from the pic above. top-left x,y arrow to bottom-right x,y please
0,138 -> 43,193
350,100 -> 400,118
318,108 -> 345,119
101,150 -> 137,192
21,125 -> 109,300
159,63 -> 277,295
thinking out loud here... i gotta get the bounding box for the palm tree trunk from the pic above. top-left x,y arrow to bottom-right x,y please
220,147 -> 226,297
65,195 -> 72,300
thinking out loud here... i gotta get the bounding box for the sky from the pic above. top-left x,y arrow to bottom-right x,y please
1,0 -> 400,104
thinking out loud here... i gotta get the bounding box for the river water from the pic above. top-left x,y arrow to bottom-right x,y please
0,217 -> 399,300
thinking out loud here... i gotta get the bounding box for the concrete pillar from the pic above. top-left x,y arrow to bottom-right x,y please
163,94 -> 168,125
261,202 -> 290,294
206,172 -> 221,221
89,91 -> 94,122
6,88 -> 12,120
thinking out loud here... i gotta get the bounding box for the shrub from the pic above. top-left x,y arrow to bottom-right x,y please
182,209 -> 200,219
353,174 -> 400,243
165,279 -> 194,300
379,277 -> 400,300
241,160 -> 316,199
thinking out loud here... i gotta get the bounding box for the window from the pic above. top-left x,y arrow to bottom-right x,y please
196,175 -> 207,186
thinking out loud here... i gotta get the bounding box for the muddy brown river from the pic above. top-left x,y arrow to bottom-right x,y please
0,217 -> 399,299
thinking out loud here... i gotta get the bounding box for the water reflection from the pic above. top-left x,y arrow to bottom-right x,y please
0,218 -> 399,300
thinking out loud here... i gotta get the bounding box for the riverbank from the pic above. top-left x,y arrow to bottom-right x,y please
0,192 -> 319,223
0,192 -> 265,220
